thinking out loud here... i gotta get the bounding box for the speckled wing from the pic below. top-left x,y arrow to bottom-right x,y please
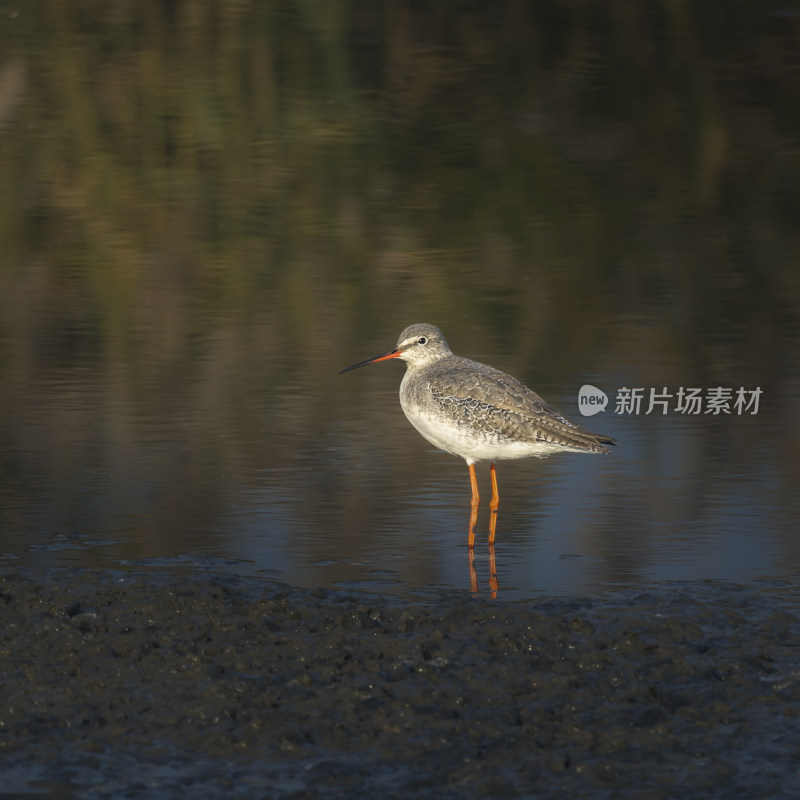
418,356 -> 615,453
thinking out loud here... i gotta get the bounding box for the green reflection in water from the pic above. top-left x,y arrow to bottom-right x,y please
0,2 -> 798,586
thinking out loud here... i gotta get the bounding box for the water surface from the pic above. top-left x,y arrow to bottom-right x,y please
1,2 -> 798,599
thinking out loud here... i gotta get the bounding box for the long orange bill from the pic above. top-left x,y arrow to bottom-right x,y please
339,348 -> 403,374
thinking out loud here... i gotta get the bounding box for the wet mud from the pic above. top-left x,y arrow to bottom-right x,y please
2,567 -> 800,798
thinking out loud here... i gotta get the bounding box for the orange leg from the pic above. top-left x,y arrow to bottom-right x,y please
467,463 -> 480,549
488,462 -> 500,545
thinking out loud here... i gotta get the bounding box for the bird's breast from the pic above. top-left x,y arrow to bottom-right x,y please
398,370 -> 558,463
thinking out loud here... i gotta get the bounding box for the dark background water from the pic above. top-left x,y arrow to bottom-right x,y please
1,1 -> 799,598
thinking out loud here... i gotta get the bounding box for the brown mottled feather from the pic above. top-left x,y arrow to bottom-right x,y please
407,355 -> 615,453
340,323 -> 616,462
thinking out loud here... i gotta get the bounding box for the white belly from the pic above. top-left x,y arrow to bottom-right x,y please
399,403 -> 560,465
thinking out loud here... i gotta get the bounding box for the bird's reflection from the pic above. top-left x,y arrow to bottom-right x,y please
468,509 -> 500,598
468,544 -> 499,598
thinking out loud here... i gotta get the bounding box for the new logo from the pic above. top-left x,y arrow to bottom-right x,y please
577,384 -> 608,416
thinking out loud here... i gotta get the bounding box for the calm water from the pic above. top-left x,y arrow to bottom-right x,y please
1,2 -> 799,599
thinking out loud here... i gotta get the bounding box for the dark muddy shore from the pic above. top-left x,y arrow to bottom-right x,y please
2,567 -> 800,798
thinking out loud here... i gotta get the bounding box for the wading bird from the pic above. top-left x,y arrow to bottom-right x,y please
340,324 -> 615,547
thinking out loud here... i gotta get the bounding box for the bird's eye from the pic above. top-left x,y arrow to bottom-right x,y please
417,336 -> 428,345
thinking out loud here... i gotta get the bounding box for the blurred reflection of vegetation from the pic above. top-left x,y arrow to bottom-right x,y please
3,2 -> 799,340
1,1 -> 798,556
